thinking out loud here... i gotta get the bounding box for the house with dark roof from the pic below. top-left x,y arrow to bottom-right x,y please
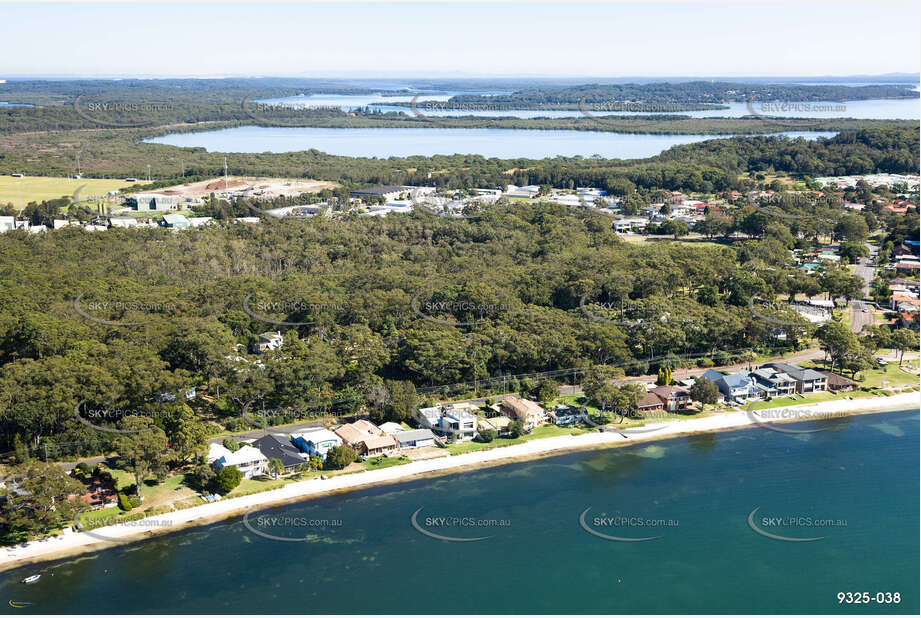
700,369 -> 761,402
761,362 -> 827,393
749,367 -> 797,398
253,434 -> 307,474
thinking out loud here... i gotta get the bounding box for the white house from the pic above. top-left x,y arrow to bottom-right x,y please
415,404 -> 478,442
251,331 -> 283,354
207,443 -> 268,479
0,216 -> 15,232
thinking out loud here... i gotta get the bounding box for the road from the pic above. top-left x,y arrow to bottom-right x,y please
849,245 -> 878,333
54,348 -> 866,470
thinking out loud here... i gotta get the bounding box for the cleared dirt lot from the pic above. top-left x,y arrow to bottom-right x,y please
131,176 -> 340,201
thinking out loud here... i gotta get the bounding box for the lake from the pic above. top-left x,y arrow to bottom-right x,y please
147,127 -> 837,159
3,409 -> 917,614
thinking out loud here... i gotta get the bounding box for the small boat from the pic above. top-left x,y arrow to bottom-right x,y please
20,574 -> 40,584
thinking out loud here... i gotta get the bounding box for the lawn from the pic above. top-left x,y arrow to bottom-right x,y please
363,455 -> 412,471
0,175 -> 141,209
445,423 -> 586,455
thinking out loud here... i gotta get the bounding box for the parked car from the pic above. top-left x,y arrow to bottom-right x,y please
875,357 -> 888,366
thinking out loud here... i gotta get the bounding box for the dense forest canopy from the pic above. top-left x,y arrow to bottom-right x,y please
0,195 -> 892,459
446,81 -> 920,108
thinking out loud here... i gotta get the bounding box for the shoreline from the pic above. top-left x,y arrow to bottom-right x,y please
2,391 -> 918,572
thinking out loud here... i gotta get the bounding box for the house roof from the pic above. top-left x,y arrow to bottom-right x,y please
395,429 -> 436,445
334,423 -> 369,445
351,419 -> 385,436
649,385 -> 689,399
502,396 -> 545,418
221,445 -> 267,466
362,435 -> 398,451
818,370 -> 856,388
764,362 -> 826,382
379,422 -> 405,434
638,392 -> 664,409
253,434 -> 305,468
293,428 -> 340,445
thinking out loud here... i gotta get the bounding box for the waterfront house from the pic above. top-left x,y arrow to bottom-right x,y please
549,404 -> 586,426
761,362 -> 827,394
817,370 -> 856,393
252,434 -> 306,474
394,428 -> 437,449
291,428 -> 343,461
208,443 -> 268,479
334,420 -> 399,456
478,415 -> 512,434
415,404 -> 478,442
648,385 -> 691,411
637,391 -> 665,413
748,367 -> 797,398
501,396 -> 546,429
700,369 -> 761,403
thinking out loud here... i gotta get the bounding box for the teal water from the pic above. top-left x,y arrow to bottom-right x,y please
3,409 -> 918,614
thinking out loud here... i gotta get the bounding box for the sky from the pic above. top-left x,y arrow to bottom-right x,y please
0,1 -> 919,78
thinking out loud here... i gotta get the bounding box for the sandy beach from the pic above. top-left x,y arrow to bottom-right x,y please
2,391 -> 918,572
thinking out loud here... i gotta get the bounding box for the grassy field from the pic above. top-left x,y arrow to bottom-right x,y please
0,175 -> 141,209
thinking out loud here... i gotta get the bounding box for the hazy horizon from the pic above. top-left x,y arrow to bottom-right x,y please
1,1 -> 918,78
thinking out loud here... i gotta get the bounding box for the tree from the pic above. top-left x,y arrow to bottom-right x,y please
689,377 -> 719,405
477,428 -> 497,443
325,444 -> 358,470
308,455 -> 324,471
115,416 -> 171,496
890,329 -> 919,366
267,458 -> 284,479
384,380 -> 418,423
0,461 -> 84,540
816,321 -> 860,373
162,404 -> 209,465
534,379 -> 559,403
656,367 -> 673,386
222,438 -> 240,452
210,466 -> 242,495
507,420 -> 525,438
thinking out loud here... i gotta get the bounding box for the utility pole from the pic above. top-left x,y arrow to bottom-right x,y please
224,156 -> 228,191
147,164 -> 151,182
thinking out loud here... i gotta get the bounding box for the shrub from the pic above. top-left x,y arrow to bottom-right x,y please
507,420 -> 525,438
325,445 -> 358,470
210,466 -> 243,495
128,494 -> 142,509
75,462 -> 94,477
477,429 -> 497,443
117,491 -> 133,511
698,358 -> 715,368
222,438 -> 240,452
